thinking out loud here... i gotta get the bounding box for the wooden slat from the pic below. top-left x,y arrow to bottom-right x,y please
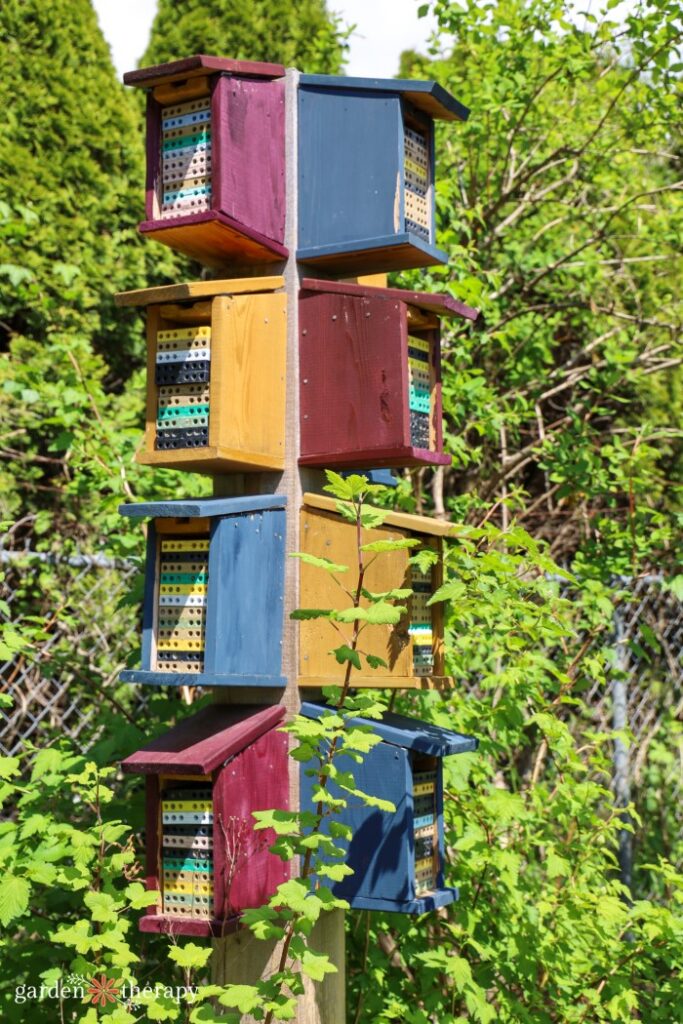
301,277 -> 479,322
210,293 -> 287,465
302,492 -> 457,538
116,276 -> 284,308
138,211 -> 289,269
124,55 -> 285,89
298,507 -> 413,682
121,704 -> 285,775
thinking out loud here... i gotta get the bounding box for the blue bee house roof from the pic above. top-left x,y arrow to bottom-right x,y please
301,702 -> 477,757
119,495 -> 287,519
299,74 -> 469,123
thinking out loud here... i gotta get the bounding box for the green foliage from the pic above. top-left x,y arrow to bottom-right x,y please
0,0 -> 177,375
141,0 -> 350,75
397,0 -> 681,578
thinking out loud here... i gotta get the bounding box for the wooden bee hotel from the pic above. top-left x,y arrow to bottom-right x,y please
301,703 -> 477,913
122,704 -> 289,936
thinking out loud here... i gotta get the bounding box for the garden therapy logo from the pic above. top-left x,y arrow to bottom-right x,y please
87,975 -> 120,1007
13,973 -> 197,1006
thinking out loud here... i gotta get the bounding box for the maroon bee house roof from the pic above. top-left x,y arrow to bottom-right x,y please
123,54 -> 285,88
300,278 -> 481,323
121,704 -> 285,775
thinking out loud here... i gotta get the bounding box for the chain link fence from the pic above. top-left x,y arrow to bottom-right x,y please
0,548 -> 149,757
1,550 -> 681,887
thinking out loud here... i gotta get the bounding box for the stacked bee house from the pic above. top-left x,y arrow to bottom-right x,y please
116,53 -> 479,943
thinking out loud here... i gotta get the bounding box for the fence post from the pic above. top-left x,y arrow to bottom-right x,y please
612,604 -> 633,895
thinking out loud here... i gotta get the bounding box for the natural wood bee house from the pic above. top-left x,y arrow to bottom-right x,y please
298,493 -> 456,689
116,277 -> 286,474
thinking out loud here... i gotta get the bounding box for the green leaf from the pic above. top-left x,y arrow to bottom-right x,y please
217,985 -> 262,1013
331,645 -> 361,670
290,552 -> 348,574
301,949 -> 338,982
84,890 -> 119,923
290,608 -> 336,621
168,942 -> 213,970
0,874 -> 30,926
360,538 -> 419,552
365,653 -> 388,669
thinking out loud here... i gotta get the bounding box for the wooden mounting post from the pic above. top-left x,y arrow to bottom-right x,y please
211,68 -> 345,1023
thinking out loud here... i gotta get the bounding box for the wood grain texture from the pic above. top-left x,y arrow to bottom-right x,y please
139,211 -> 288,268
302,492 -> 457,538
210,293 -> 287,466
298,507 -> 413,683
115,276 -> 284,307
297,233 -> 447,275
301,277 -> 480,323
136,447 -> 285,474
213,76 -> 285,246
121,704 -> 285,774
204,509 -> 286,681
298,88 -> 403,258
124,55 -> 285,88
297,74 -> 469,122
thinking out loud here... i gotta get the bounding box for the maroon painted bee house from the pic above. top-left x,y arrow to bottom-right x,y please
298,278 -> 480,469
121,704 -> 289,938
124,55 -> 288,268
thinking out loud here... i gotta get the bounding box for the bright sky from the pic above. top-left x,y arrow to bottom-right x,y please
92,0 -> 439,80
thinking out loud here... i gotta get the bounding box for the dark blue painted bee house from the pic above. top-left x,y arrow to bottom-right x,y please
297,75 -> 469,275
300,702 -> 477,914
119,495 -> 286,689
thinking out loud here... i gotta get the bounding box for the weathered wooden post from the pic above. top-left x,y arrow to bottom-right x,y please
116,52 -> 476,1023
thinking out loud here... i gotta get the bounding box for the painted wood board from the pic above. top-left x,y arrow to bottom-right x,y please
213,76 -> 285,246
208,293 -> 286,465
302,492 -> 456,538
204,509 -> 286,679
119,495 -> 286,519
124,55 -> 285,89
298,507 -> 413,682
121,704 -> 284,774
115,276 -> 284,308
300,277 -> 480,323
301,703 -> 477,756
298,89 -> 403,254
298,74 -> 469,122
139,211 -> 288,267
299,286 -> 450,468
297,234 -> 448,275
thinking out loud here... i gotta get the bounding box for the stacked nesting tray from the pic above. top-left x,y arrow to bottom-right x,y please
155,325 -> 211,451
408,334 -> 432,450
161,782 -> 214,920
160,98 -> 212,219
155,535 -> 209,674
410,560 -> 435,678
413,767 -> 437,894
404,126 -> 430,241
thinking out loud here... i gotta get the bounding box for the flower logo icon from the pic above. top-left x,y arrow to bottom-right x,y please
86,975 -> 120,1007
